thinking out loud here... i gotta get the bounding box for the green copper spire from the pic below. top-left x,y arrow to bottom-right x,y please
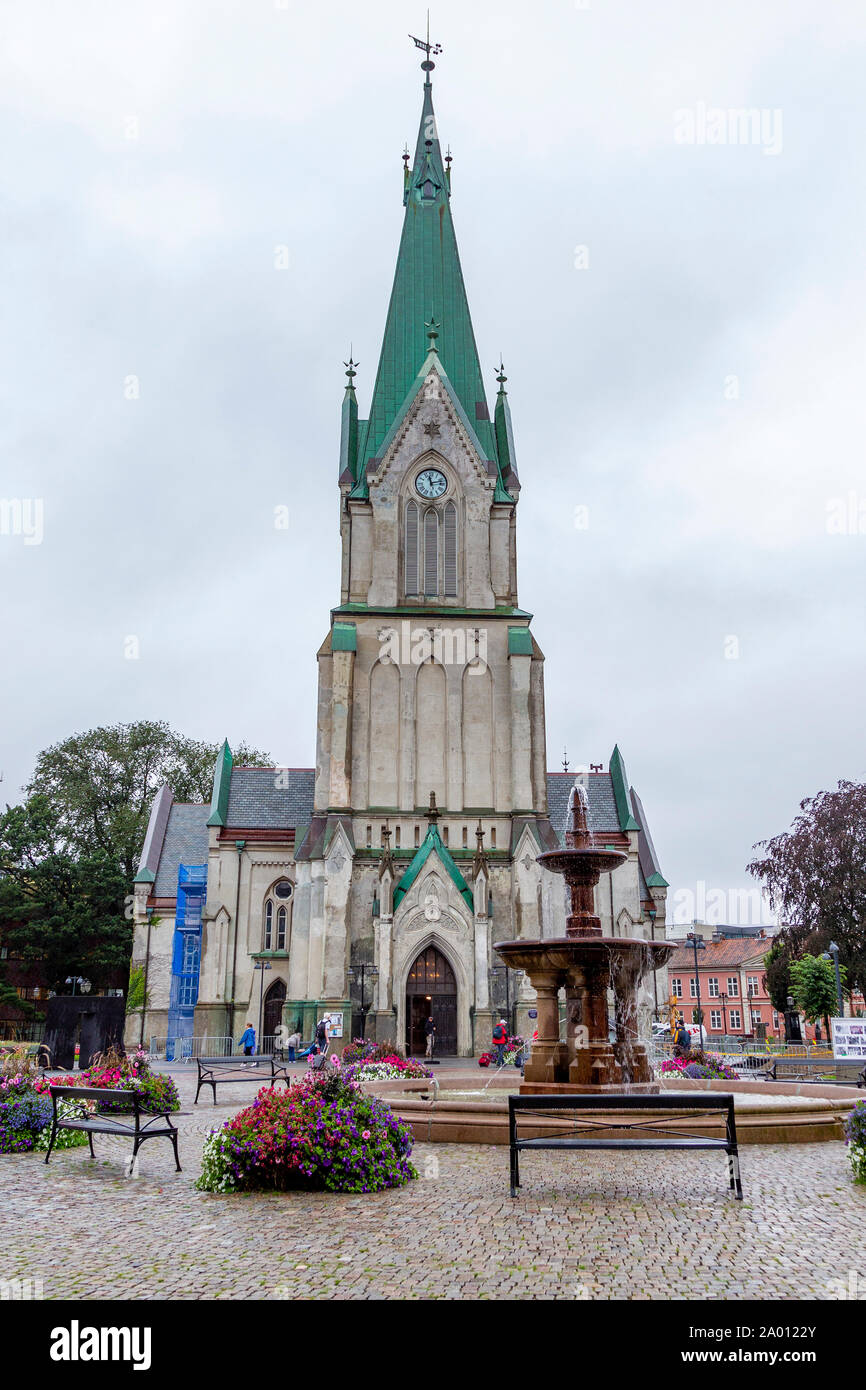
356,68 -> 501,482
609,745 -> 641,833
206,739 -> 233,828
494,359 -> 520,491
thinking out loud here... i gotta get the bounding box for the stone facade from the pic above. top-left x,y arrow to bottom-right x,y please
125,69 -> 668,1058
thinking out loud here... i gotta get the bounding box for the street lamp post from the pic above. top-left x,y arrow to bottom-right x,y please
253,960 -> 272,1049
347,964 -> 379,1036
821,942 -> 844,1019
686,932 -> 705,1043
719,991 -> 729,1039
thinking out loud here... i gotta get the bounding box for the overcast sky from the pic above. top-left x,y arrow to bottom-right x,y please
2,0 -> 864,923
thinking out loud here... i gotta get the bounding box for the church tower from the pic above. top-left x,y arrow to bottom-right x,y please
127,47 -> 668,1062
288,54 -> 555,1054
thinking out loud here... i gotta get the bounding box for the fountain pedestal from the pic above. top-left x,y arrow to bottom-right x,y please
495,785 -> 673,1095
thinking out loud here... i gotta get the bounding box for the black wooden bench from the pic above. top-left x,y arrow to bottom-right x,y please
508,1092 -> 742,1200
194,1054 -> 292,1104
45,1085 -> 181,1172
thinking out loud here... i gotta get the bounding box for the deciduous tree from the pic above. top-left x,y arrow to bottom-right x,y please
748,780 -> 866,993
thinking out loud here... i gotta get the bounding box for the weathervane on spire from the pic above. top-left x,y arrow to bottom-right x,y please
409,12 -> 442,71
425,312 -> 440,351
344,351 -> 358,384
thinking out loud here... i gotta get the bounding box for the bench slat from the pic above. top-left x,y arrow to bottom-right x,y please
57,1118 -> 175,1136
516,1137 -> 729,1150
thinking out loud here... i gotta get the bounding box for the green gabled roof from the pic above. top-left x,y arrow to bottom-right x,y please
609,744 -> 640,833
356,74 -> 502,487
206,739 -> 233,828
393,823 -> 474,910
646,872 -> 669,889
373,350 -> 491,478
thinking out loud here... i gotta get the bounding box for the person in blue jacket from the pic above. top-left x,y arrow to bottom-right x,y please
239,1023 -> 256,1061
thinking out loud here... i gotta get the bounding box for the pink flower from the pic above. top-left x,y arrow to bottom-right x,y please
362,1130 -> 371,1140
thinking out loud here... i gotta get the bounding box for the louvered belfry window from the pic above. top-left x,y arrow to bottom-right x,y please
443,501 -> 457,596
424,509 -> 439,595
405,500 -> 419,595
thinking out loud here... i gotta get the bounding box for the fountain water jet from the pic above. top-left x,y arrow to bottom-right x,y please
495,784 -> 673,1093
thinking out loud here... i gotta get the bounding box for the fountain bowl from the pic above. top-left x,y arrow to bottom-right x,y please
535,847 -> 628,880
495,936 -> 674,974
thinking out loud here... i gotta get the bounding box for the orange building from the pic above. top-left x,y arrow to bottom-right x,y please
667,938 -> 776,1039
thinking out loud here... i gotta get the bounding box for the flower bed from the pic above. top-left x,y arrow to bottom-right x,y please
845,1100 -> 866,1184
1,1043 -> 179,1155
0,1072 -> 89,1155
341,1055 -> 432,1083
34,1046 -> 180,1115
196,1068 -> 418,1195
340,1038 -> 404,1066
657,1050 -> 738,1081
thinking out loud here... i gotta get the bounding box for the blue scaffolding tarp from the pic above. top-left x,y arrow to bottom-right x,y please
166,864 -> 207,1060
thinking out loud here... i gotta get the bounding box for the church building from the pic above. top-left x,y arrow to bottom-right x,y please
127,60 -> 668,1058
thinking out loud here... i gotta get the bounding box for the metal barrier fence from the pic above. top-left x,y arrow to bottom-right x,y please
149,1034 -> 288,1061
0,1022 -> 46,1044
648,1037 -> 834,1058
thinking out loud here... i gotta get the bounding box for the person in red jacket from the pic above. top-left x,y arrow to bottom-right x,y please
492,1018 -> 508,1067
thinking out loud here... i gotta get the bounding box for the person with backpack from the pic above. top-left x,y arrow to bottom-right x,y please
425,1015 -> 436,1058
492,1018 -> 508,1067
674,1021 -> 692,1058
309,1015 -> 329,1068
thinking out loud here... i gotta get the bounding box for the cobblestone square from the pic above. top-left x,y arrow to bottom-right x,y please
2,1070 -> 864,1301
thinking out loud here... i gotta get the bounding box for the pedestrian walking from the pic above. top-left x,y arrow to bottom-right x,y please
239,1022 -> 256,1063
673,1021 -> 692,1059
286,1029 -> 301,1064
492,1018 -> 508,1067
425,1015 -> 436,1058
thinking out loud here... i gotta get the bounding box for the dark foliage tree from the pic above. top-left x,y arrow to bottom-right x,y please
22,721 -> 271,883
0,723 -> 271,993
748,780 -> 866,993
0,796 -> 131,991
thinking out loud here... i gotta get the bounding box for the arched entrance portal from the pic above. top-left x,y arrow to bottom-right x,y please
262,978 -> 287,1052
405,946 -> 457,1057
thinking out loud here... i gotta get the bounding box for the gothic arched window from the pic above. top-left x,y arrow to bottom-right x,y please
404,491 -> 459,600
423,509 -> 438,595
443,500 -> 457,596
405,499 -> 419,595
263,880 -> 293,952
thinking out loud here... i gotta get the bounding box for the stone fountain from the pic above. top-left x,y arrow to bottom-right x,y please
495,785 -> 673,1093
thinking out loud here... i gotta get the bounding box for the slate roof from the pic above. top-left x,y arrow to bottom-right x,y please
546,773 -> 621,843
225,767 -> 316,829
153,804 -> 210,897
631,785 -> 669,889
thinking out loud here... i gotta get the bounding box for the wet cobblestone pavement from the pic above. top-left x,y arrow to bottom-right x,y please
3,1070 -> 864,1300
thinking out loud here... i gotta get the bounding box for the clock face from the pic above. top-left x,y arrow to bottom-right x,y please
416,468 -> 447,499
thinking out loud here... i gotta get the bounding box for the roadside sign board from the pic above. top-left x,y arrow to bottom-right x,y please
831,1017 -> 866,1060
